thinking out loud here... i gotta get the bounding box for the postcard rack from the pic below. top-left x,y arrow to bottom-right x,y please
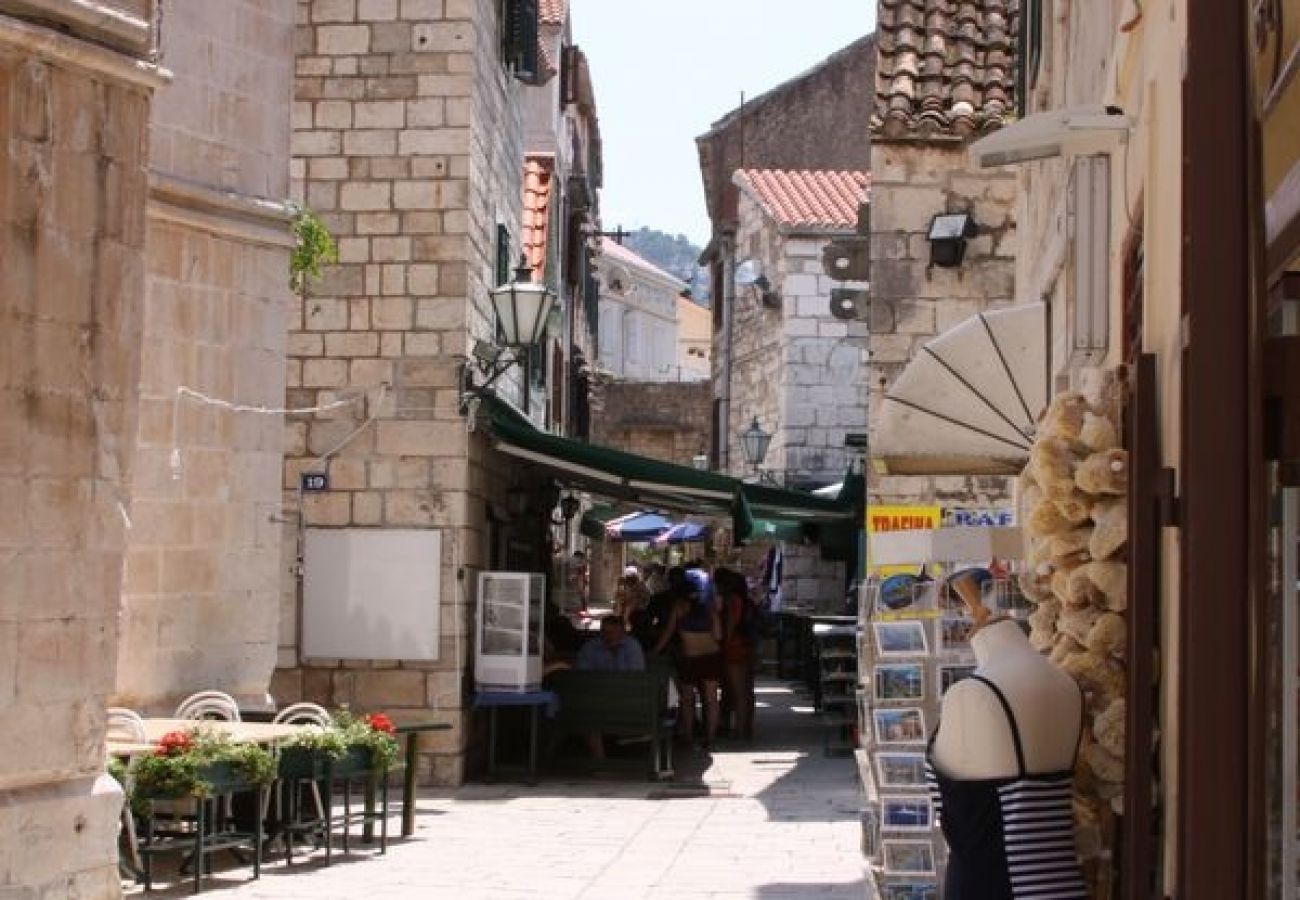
855,526 -> 1026,899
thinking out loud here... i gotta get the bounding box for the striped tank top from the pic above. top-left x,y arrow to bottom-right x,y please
925,675 -> 1087,899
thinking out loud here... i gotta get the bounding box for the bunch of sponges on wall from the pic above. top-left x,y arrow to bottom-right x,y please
1017,373 -> 1129,868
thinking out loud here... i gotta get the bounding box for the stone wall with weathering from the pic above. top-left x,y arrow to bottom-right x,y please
115,0 -> 297,714
279,0 -> 525,785
0,11 -> 158,897
590,379 -> 712,469
727,191 -> 868,491
867,143 -> 1018,508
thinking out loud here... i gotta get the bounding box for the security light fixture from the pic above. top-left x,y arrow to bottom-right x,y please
459,255 -> 557,417
691,453 -> 709,471
927,213 -> 977,268
734,257 -> 781,308
739,417 -> 773,477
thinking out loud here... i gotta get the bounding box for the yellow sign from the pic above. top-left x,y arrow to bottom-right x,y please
866,504 -> 941,576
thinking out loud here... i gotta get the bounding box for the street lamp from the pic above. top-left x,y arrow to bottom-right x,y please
739,417 -> 772,479
459,255 -> 558,415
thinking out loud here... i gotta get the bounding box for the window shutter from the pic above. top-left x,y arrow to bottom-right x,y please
502,0 -> 540,85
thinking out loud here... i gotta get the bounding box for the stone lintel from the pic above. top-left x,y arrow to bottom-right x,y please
0,7 -> 168,87
148,172 -> 296,249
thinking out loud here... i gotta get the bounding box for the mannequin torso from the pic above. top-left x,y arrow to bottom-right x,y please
931,619 -> 1082,779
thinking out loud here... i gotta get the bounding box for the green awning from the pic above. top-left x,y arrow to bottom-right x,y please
482,398 -> 853,542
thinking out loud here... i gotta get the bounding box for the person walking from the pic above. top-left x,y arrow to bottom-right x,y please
716,567 -> 759,741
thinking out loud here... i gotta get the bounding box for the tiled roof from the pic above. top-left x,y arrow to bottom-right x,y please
540,0 -> 566,25
873,0 -> 1019,141
522,155 -> 554,279
733,170 -> 870,230
599,240 -> 686,287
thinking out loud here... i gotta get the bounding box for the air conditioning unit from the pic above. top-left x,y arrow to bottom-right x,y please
475,572 -> 546,691
1068,155 -> 1110,367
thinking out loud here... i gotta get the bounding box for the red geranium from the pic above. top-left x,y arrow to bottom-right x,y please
364,713 -> 396,735
156,730 -> 195,757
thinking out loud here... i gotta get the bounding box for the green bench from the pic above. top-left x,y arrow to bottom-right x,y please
544,662 -> 675,779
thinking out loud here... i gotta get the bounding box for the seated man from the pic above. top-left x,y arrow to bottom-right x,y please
573,616 -> 645,759
575,615 -> 645,673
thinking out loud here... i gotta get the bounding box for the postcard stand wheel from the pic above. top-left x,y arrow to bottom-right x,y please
857,525 -> 1028,899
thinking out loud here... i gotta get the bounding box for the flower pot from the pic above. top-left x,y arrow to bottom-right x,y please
330,745 -> 378,779
278,745 -> 330,780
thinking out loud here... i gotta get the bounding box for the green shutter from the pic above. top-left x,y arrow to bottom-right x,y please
502,0 -> 540,85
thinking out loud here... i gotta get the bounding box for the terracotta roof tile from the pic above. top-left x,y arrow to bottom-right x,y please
522,155 -> 554,279
539,0 -> 566,25
873,0 -> 1019,141
733,170 -> 870,230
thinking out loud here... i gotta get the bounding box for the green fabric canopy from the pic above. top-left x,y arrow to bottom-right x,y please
482,398 -> 854,542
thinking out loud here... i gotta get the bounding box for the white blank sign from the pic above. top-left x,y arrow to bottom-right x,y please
302,528 -> 441,661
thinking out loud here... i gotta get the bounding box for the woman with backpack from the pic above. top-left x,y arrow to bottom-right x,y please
715,567 -> 758,742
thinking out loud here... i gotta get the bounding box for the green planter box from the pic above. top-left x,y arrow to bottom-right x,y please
136,759 -> 261,800
330,745 -> 379,779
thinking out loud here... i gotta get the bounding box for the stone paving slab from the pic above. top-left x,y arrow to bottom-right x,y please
125,682 -> 868,899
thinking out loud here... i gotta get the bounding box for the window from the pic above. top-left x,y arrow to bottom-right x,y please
499,0 -> 541,85
1017,0 -> 1044,114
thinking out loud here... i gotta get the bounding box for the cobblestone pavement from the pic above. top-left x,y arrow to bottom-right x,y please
128,681 -> 867,899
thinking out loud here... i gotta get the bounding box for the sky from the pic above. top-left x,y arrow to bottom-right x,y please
570,1 -> 876,249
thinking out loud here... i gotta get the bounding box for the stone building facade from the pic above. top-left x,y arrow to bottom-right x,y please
115,1 -> 297,713
866,1 -> 1020,510
278,0 -> 600,784
0,4 -> 161,896
697,32 -> 875,475
590,380 -> 711,469
596,240 -> 685,381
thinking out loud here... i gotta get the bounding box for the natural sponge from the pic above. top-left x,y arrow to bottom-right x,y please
1086,612 -> 1127,659
1089,500 -> 1128,561
1082,560 -> 1127,612
1093,697 -> 1126,758
1030,437 -> 1081,499
1076,449 -> 1129,496
1079,411 -> 1119,452
1040,392 -> 1091,444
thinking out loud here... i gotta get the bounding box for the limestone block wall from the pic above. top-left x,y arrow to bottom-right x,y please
728,194 -> 869,490
591,380 -> 712,468
0,19 -> 157,898
867,143 -> 1019,508
116,0 -> 297,713
280,0 -> 526,785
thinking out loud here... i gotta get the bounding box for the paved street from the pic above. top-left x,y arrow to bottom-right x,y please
129,681 -> 867,899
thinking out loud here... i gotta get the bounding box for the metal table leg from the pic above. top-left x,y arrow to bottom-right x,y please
528,704 -> 538,782
488,706 -> 498,778
402,731 -> 419,837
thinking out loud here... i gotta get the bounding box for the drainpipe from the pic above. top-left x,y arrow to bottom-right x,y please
720,232 -> 736,472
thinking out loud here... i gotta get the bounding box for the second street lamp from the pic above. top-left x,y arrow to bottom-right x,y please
740,417 -> 772,479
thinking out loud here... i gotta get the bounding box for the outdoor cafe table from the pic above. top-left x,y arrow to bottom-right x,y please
108,717 -> 449,839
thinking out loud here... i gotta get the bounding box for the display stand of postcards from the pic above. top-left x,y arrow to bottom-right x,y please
857,568 -> 1030,900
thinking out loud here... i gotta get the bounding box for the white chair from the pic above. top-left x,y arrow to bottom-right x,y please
271,703 -> 334,857
107,707 -> 148,743
273,703 -> 332,727
174,691 -> 241,721
106,707 -> 145,875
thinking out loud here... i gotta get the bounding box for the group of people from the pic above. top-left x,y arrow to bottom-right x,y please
602,562 -> 763,749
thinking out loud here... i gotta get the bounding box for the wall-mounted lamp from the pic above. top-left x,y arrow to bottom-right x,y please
734,257 -> 781,309
739,416 -> 773,479
459,255 -> 557,416
691,453 -> 709,471
927,213 -> 977,268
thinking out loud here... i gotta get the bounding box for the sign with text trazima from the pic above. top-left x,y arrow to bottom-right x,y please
867,505 -> 941,576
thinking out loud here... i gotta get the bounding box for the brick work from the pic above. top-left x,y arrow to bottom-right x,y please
285,0 -> 528,785
866,143 -> 1018,507
0,24 -> 156,897
115,1 -> 297,714
590,379 -> 712,468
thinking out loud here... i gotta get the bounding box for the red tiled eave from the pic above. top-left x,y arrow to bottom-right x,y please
733,169 -> 870,230
522,155 -> 554,279
540,0 -> 566,25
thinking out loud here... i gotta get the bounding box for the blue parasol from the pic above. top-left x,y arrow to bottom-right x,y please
604,511 -> 674,541
652,521 -> 709,546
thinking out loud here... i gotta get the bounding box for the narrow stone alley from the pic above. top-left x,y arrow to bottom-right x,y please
127,680 -> 866,899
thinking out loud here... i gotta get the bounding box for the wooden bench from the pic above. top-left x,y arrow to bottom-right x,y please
544,662 -> 674,778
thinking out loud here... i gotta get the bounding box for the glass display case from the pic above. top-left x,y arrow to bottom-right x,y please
475,572 -> 545,691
